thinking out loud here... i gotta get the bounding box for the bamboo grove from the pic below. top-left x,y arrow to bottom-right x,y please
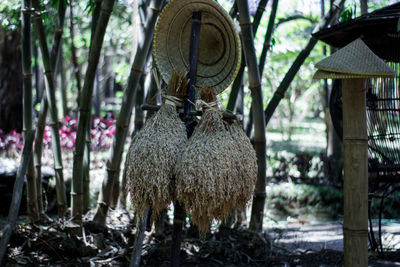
0,0 -> 347,264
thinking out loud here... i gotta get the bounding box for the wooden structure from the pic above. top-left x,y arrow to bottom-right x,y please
313,3 -> 400,256
313,39 -> 395,266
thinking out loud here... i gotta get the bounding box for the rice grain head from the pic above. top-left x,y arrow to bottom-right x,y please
226,121 -> 257,208
126,71 -> 188,220
175,86 -> 256,234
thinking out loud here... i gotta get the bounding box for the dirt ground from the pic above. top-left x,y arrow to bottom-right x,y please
3,210 -> 400,266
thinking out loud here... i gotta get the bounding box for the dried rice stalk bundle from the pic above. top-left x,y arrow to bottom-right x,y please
175,86 -> 247,233
126,71 -> 188,220
226,120 -> 257,208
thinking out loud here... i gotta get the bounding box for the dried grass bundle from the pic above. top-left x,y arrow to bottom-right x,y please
175,86 -> 257,234
126,72 -> 188,220
226,121 -> 257,207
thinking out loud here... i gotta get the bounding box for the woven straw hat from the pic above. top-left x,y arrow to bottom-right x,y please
313,38 -> 395,79
153,0 -> 241,97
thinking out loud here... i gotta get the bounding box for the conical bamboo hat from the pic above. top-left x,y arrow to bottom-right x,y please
313,38 -> 395,79
153,0 -> 241,98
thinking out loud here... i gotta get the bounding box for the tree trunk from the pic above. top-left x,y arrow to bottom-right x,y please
264,0 -> 345,126
93,0 -> 165,225
236,0 -> 267,232
71,0 -> 116,221
32,0 -> 68,217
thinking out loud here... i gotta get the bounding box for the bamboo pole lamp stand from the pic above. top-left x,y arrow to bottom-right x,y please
314,38 -> 395,267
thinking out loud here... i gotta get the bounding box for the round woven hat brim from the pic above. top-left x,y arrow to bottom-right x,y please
315,38 -> 395,78
153,0 -> 241,98
312,69 -> 394,80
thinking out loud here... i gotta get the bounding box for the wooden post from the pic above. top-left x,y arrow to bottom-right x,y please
171,11 -> 202,267
342,78 -> 368,267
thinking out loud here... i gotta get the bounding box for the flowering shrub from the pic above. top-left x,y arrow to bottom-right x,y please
0,129 -> 24,152
0,112 -> 116,154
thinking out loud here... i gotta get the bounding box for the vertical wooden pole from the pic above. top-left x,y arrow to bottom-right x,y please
342,78 -> 368,267
171,11 -> 202,267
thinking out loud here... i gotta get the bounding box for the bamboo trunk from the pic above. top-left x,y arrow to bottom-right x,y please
83,123 -> 91,212
342,78 -> 368,267
226,0 -> 268,112
243,0 -> 278,137
82,0 -> 102,214
71,0 -> 116,221
93,0 -> 165,225
258,0 -> 278,76
59,43 -> 68,117
32,0 -> 68,217
236,0 -> 267,232
21,0 -> 40,223
0,130 -> 35,266
129,209 -> 149,267
34,95 -> 48,214
264,0 -> 345,126
69,0 -> 82,108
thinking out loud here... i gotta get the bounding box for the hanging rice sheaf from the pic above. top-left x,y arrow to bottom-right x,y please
175,86 -> 257,233
126,72 -> 188,220
226,121 -> 257,209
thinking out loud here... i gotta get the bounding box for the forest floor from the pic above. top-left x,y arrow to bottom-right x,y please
3,209 -> 400,266
2,158 -> 400,266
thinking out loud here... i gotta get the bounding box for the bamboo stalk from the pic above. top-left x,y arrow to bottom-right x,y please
34,95 -> 47,214
342,78 -> 368,267
59,43 -> 68,117
72,0 -> 116,221
83,124 -> 91,213
21,0 -> 40,223
93,0 -> 165,225
226,0 -> 269,112
69,0 -> 82,108
0,130 -> 35,266
252,0 -> 269,34
31,0 -> 68,217
243,0 -> 278,137
258,0 -> 278,76
50,0 -> 66,74
236,0 -> 267,232
129,208 -> 149,267
263,0 -> 345,126
83,0 -> 103,214
32,0 -> 66,215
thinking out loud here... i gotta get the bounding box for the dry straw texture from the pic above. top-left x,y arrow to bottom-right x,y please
314,38 -> 395,79
126,72 -> 188,220
153,0 -> 241,97
175,87 -> 257,234
227,121 -> 257,208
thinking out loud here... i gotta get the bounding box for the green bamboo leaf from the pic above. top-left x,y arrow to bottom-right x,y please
84,0 -> 94,14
